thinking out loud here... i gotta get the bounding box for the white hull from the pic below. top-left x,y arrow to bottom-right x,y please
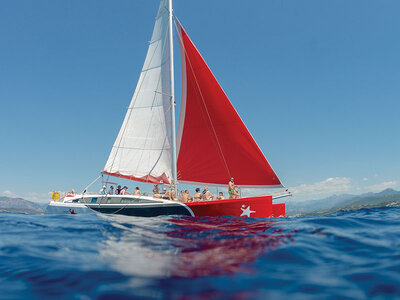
46,201 -> 93,214
46,194 -> 194,216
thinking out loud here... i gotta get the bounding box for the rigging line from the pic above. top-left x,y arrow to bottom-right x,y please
98,173 -> 108,207
107,16 -> 168,174
175,20 -> 231,179
82,175 -> 102,194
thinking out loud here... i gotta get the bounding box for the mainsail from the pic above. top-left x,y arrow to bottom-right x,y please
176,22 -> 282,187
103,0 -> 172,184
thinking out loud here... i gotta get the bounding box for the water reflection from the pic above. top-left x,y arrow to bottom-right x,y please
99,215 -> 293,278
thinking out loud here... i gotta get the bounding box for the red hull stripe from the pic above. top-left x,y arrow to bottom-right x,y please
102,171 -> 170,184
185,196 -> 285,218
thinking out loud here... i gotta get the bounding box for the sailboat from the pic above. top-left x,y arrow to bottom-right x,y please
47,0 -> 290,217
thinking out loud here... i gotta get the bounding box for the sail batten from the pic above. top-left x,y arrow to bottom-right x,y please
176,22 -> 282,187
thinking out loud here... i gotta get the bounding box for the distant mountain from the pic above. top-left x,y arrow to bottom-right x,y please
287,189 -> 400,216
0,196 -> 45,214
337,188 -> 400,211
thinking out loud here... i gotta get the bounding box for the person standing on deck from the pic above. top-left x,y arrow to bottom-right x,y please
116,185 -> 122,195
108,186 -> 114,195
228,177 -> 239,199
100,186 -> 107,195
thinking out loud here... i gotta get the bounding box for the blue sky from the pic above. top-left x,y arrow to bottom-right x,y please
1,0 -> 399,203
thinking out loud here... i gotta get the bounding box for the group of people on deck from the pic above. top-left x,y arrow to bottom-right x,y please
152,184 -> 175,200
179,187 -> 224,203
100,185 -> 142,196
96,177 -> 239,203
153,177 -> 240,203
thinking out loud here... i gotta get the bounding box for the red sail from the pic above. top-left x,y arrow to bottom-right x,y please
176,23 -> 282,187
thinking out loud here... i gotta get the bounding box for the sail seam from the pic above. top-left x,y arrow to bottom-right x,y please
140,59 -> 168,73
127,104 -> 166,109
111,146 -> 169,151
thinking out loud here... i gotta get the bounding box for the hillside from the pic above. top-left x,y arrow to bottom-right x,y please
0,196 -> 45,214
336,189 -> 400,211
287,189 -> 400,216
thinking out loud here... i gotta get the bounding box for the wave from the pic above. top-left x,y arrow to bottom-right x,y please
1,207 -> 400,298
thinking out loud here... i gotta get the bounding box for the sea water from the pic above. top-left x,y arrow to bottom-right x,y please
1,207 -> 400,299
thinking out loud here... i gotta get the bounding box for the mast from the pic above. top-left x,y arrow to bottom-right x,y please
168,0 -> 178,195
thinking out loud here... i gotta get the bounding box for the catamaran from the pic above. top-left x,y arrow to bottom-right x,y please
47,0 -> 290,217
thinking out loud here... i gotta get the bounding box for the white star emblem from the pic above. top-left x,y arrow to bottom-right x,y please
240,205 -> 256,217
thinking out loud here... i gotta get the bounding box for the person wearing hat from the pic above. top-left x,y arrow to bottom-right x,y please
100,185 -> 107,195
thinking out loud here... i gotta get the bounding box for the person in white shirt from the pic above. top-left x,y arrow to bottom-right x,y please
100,186 -> 107,195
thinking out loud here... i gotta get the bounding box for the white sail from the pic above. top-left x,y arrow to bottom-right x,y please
104,0 -> 173,184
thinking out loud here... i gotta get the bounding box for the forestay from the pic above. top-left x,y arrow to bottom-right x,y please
103,0 -> 172,184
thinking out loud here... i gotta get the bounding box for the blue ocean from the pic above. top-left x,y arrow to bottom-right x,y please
1,207 -> 400,299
